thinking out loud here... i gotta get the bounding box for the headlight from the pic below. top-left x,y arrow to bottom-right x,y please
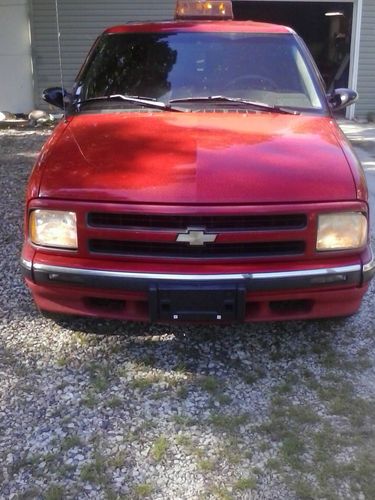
29,210 -> 77,249
317,212 -> 367,251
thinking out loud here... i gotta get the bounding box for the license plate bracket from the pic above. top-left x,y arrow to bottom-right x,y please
149,284 -> 245,322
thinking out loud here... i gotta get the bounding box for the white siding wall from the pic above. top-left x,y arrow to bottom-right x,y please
30,0 -> 175,109
0,0 -> 33,112
356,0 -> 375,118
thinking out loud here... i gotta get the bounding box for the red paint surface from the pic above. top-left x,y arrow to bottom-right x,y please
25,277 -> 366,323
36,113 -> 361,205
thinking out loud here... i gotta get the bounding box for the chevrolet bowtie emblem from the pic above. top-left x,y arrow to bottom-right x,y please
176,228 -> 218,246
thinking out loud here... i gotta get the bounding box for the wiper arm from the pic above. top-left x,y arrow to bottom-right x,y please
170,95 -> 300,115
75,94 -> 186,112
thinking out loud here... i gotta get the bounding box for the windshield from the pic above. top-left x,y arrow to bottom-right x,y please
75,31 -> 325,112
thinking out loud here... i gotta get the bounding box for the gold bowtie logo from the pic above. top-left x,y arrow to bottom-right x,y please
176,228 -> 218,246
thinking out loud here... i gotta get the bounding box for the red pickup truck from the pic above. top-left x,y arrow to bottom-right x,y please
21,1 -> 374,323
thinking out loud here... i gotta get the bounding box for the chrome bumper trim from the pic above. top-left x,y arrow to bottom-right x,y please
21,258 -> 33,271
250,265 -> 361,280
33,263 -> 248,281
363,248 -> 375,282
20,260 -> 369,292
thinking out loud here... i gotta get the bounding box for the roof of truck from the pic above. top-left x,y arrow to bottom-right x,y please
104,20 -> 294,35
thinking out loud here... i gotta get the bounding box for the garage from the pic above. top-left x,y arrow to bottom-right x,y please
233,0 -> 360,117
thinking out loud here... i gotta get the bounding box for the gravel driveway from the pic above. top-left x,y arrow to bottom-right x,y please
1,128 -> 375,500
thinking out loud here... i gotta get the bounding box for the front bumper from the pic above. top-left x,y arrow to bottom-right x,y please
22,256 -> 375,291
21,251 -> 375,322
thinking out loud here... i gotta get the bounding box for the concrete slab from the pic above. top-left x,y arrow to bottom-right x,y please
339,119 -> 375,236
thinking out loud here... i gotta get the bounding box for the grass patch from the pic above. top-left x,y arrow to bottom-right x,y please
273,373 -> 299,395
72,332 -> 91,346
219,446 -> 242,465
11,453 -> 42,474
150,390 -> 170,400
311,337 -> 331,355
233,476 -> 257,491
266,457 -> 282,471
208,413 -> 248,432
302,369 -> 320,391
81,391 -> 97,409
56,356 -> 69,367
130,374 -> 164,391
207,486 -> 233,500
172,415 -> 197,426
176,386 -> 189,399
240,368 -> 265,385
106,396 -> 122,409
137,354 -> 156,368
292,478 -> 316,499
256,362 -> 375,499
151,436 -> 168,462
80,452 -> 107,485
260,398 -> 320,445
58,463 -> 76,476
44,485 -> 64,500
317,384 -> 342,402
108,451 -> 127,469
175,435 -> 193,447
317,381 -> 375,427
281,434 -> 305,468
287,405 -> 321,425
86,363 -> 111,392
16,488 -> 41,499
91,376 -> 109,392
60,434 -> 82,452
348,451 -> 375,499
198,375 -> 221,394
174,362 -> 188,373
320,350 -> 341,369
330,393 -> 375,426
270,349 -> 283,362
270,397 -> 320,425
197,458 -> 216,472
274,381 -> 294,395
259,440 -> 271,452
134,483 -> 154,498
215,394 -> 232,405
109,343 -> 123,355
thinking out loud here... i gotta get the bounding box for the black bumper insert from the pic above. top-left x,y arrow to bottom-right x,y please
149,284 -> 246,322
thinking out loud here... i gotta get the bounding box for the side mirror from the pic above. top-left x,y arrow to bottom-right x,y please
328,88 -> 358,111
42,87 -> 69,109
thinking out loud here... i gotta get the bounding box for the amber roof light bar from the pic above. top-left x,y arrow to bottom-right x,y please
175,1 -> 234,20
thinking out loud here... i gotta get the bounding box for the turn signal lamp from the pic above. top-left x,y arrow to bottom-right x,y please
175,1 -> 234,20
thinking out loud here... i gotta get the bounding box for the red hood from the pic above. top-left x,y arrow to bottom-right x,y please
38,112 -> 356,204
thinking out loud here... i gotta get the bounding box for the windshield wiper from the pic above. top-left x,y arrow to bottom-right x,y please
75,94 -> 186,112
170,96 -> 300,115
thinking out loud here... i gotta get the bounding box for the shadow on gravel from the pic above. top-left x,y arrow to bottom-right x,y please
37,312 -> 353,377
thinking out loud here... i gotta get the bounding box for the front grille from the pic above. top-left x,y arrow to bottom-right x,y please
88,213 -> 307,231
89,239 -> 305,258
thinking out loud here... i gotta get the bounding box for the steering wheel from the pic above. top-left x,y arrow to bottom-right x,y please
223,74 -> 278,91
